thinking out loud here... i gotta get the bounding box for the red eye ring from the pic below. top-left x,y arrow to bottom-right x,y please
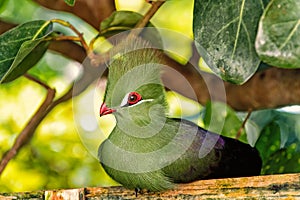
127,92 -> 142,105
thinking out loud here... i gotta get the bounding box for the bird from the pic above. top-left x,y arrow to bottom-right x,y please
98,37 -> 262,192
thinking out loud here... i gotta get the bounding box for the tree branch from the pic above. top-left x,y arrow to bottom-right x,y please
2,173 -> 299,199
161,53 -> 300,111
135,1 -> 165,29
32,0 -> 116,29
0,87 -> 56,175
0,21 -> 16,34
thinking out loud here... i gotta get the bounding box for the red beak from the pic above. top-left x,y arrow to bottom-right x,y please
99,103 -> 116,117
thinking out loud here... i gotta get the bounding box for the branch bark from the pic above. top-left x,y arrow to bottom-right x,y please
161,52 -> 300,111
1,173 -> 300,199
32,0 -> 115,29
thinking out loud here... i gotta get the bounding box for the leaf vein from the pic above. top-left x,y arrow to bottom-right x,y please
242,20 -> 252,58
0,57 -> 14,65
212,17 -> 239,42
231,0 -> 246,59
279,19 -> 300,50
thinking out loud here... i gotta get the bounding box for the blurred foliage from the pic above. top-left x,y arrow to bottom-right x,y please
0,0 -> 300,194
0,0 -> 194,192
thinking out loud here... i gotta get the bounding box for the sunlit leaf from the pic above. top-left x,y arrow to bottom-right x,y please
193,0 -> 265,84
100,11 -> 151,37
64,0 -> 76,6
0,0 -> 8,12
0,20 -> 53,83
99,11 -> 162,47
245,120 -> 260,147
255,0 -> 300,68
202,101 -> 245,142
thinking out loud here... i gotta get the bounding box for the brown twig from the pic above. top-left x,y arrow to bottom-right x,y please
0,82 -> 76,175
51,19 -> 90,53
0,87 -> 56,175
135,1 -> 165,29
128,1 -> 165,39
236,109 -> 252,140
24,73 -> 52,90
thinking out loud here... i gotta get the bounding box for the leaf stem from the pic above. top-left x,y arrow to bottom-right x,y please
236,109 -> 252,140
51,19 -> 90,53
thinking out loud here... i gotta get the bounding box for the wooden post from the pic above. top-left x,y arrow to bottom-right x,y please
1,173 -> 300,199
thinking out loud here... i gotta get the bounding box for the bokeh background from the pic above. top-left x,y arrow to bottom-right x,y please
0,0 -> 196,192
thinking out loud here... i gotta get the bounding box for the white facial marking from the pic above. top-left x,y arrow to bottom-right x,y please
129,99 -> 154,107
120,93 -> 130,107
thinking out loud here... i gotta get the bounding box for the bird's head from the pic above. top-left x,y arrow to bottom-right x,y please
99,38 -> 167,128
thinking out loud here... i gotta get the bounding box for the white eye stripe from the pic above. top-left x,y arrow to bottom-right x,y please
129,99 -> 154,107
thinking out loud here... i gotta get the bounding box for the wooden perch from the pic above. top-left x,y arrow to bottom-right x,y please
1,173 -> 299,199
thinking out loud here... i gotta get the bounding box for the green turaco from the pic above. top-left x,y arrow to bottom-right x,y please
98,38 -> 262,192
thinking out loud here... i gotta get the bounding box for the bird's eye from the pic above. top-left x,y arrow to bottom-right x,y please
127,92 -> 142,105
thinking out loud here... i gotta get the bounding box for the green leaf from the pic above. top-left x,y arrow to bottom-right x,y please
244,120 -> 260,147
255,123 -> 281,169
274,112 -> 300,148
64,0 -> 75,6
100,11 -> 151,37
193,0 -> 265,84
202,101 -> 246,142
99,11 -> 162,47
266,144 -> 300,174
0,0 -> 8,12
256,122 -> 299,174
254,110 -> 300,174
244,109 -> 275,146
255,0 -> 300,68
0,20 -> 53,83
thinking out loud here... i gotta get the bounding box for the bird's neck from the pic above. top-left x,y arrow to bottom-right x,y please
108,118 -> 178,153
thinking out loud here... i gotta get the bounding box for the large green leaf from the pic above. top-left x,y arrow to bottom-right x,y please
193,0 -> 265,84
0,20 -> 53,83
255,0 -> 300,68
